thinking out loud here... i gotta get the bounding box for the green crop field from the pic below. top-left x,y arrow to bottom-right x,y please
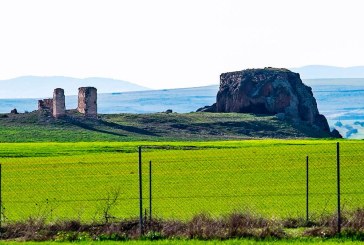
1,139 -> 363,223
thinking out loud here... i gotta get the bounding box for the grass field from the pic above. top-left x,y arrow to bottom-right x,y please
1,139 -> 363,223
0,111 -> 332,142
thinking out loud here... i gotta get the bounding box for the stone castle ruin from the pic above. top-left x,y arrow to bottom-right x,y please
38,98 -> 53,112
53,88 -> 66,118
38,87 -> 97,118
77,87 -> 97,118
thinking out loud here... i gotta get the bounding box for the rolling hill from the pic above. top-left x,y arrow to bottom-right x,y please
0,109 -> 332,142
0,76 -> 148,99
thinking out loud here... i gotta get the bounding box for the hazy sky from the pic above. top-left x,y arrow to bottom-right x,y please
0,0 -> 363,89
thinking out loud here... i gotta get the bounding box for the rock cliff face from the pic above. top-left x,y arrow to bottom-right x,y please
200,68 -> 333,134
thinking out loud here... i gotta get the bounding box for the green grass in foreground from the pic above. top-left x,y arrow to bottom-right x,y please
1,140 -> 363,222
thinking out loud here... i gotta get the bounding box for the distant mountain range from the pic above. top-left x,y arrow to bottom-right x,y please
291,65 -> 364,79
1,65 -> 364,99
0,76 -> 149,99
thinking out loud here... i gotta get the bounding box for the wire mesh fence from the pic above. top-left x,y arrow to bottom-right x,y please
341,142 -> 364,212
0,141 -> 363,229
141,143 -> 338,221
1,152 -> 140,223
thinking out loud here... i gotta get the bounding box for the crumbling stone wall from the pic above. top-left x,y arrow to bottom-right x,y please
38,99 -> 53,111
77,87 -> 97,118
37,87 -> 98,119
53,88 -> 66,118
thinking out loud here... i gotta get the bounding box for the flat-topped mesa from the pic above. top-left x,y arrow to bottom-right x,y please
52,88 -> 66,118
77,87 -> 97,118
199,67 -> 332,133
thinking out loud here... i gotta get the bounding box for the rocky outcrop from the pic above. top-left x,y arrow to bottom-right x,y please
196,103 -> 216,112
10,108 -> 18,114
198,67 -> 337,135
331,129 -> 343,138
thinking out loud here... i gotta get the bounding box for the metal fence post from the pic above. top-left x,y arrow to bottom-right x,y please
337,142 -> 341,234
138,146 -> 143,236
306,156 -> 309,222
149,160 -> 152,222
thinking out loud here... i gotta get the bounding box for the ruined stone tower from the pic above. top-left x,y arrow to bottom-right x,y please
38,98 -> 53,112
77,87 -> 97,118
52,88 -> 66,118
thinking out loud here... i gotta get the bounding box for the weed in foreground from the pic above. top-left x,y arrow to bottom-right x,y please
2,210 -> 364,242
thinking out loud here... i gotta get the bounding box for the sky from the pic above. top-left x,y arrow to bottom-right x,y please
0,0 -> 364,89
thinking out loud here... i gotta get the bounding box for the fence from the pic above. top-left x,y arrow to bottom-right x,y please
1,149 -> 140,223
0,141 -> 363,234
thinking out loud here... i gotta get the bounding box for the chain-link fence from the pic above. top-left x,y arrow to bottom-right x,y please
141,142 -> 339,221
0,141 -> 363,230
1,151 -> 140,223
